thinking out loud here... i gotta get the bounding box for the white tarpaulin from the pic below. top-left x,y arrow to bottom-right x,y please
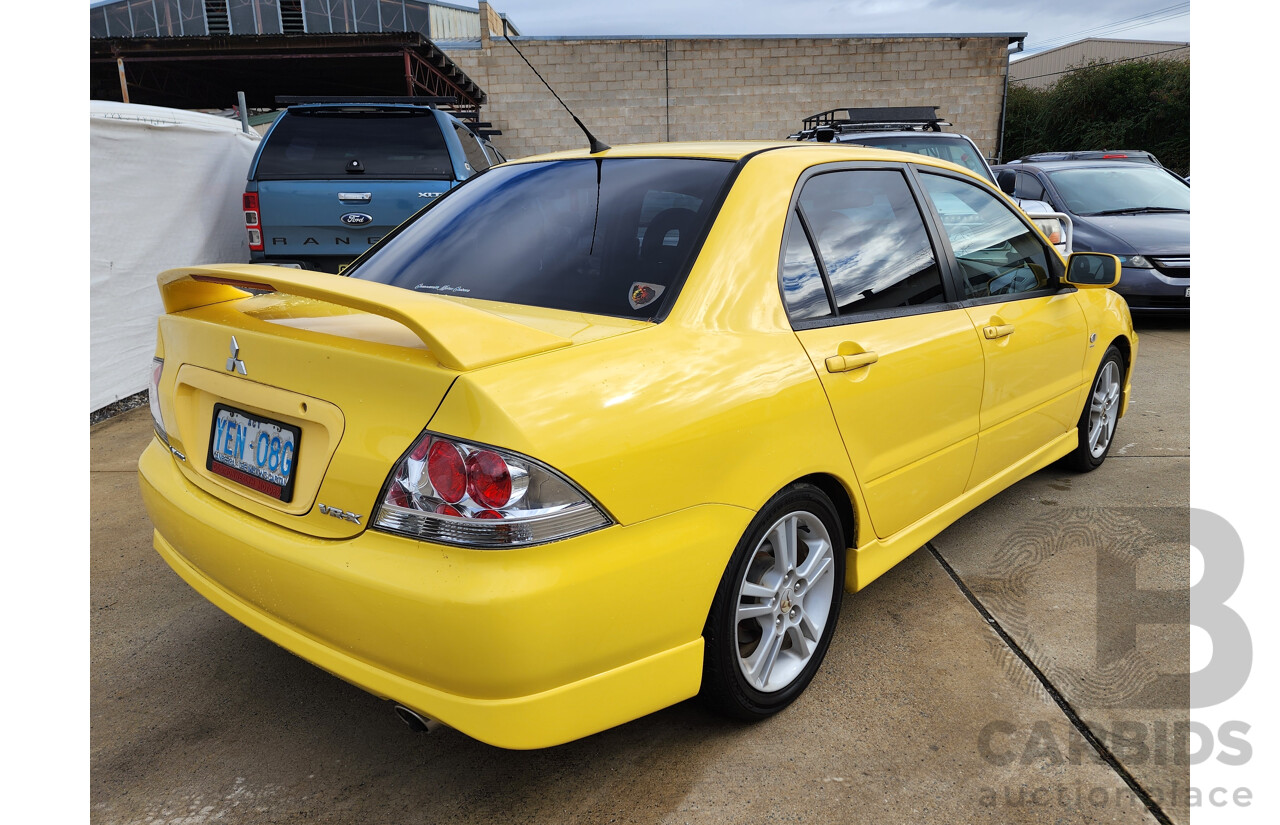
90,101 -> 261,412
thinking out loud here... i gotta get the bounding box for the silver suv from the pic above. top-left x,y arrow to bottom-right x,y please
790,107 -> 1072,253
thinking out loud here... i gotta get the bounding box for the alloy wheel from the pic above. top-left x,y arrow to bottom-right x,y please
733,511 -> 837,693
1087,360 -> 1122,458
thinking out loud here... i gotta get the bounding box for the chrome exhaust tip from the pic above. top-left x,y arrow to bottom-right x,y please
394,704 -> 443,734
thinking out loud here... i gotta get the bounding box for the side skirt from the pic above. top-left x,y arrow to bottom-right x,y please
843,428 -> 1077,592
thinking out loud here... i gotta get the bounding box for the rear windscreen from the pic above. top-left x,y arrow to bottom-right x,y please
348,157 -> 736,319
254,109 -> 453,180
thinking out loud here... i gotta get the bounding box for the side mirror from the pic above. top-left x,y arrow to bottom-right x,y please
1064,252 -> 1120,289
995,169 -> 1016,196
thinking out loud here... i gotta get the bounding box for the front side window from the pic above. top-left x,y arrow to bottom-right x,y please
919,172 -> 1053,300
1014,171 -> 1047,201
793,170 -> 945,315
349,158 -> 734,319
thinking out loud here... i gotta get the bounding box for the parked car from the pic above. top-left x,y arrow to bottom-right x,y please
1006,149 -> 1164,167
141,140 -> 1135,749
243,98 -> 506,273
790,107 -> 1072,252
995,160 -> 1189,311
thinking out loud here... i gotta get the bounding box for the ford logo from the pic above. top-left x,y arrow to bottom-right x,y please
340,212 -> 373,226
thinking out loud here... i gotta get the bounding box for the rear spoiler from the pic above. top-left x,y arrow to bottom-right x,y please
158,265 -> 571,372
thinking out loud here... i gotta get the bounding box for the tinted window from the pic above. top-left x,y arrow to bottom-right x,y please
919,173 -> 1053,300
350,158 -> 734,319
847,135 -> 993,182
451,121 -> 491,174
482,141 -> 507,165
1014,171 -> 1046,201
797,170 -> 944,313
1045,165 -> 1190,216
780,211 -> 833,321
255,109 -> 452,180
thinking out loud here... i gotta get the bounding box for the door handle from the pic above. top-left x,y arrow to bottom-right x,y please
984,324 -> 1015,340
825,351 -> 879,373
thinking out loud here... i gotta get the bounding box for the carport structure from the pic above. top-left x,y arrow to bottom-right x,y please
89,31 -> 486,115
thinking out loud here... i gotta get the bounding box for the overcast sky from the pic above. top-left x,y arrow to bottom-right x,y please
489,0 -> 1191,56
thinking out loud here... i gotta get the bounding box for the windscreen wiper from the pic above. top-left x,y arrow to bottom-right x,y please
1085,206 -> 1189,216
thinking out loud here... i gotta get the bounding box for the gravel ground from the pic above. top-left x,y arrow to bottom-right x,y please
91,391 -> 149,426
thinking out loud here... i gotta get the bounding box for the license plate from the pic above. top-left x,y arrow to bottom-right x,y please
207,404 -> 300,502
1185,287 -> 1191,298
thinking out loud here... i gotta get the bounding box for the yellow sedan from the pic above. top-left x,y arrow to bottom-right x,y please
140,141 -> 1135,749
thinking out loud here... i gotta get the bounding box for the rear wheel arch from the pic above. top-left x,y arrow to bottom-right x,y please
793,472 -> 858,554
699,480 -> 847,719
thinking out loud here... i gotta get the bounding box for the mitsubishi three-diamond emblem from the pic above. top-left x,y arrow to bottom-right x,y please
226,336 -> 248,375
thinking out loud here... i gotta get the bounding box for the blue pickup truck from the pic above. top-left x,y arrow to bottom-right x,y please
243,100 -> 505,273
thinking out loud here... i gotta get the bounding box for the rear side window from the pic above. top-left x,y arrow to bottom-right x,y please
780,211 -> 834,322
350,158 -> 734,319
254,109 -> 452,180
451,121 -> 491,174
785,169 -> 945,317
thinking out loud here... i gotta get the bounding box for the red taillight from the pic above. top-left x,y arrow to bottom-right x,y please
373,431 -> 607,548
427,440 -> 467,504
387,483 -> 411,508
243,192 -> 264,251
1102,153 -> 1127,159
466,450 -> 512,509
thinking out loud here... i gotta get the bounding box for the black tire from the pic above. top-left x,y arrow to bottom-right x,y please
1062,345 -> 1126,472
700,483 -> 845,720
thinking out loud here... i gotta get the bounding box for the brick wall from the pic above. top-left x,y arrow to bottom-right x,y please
445,34 -> 1014,160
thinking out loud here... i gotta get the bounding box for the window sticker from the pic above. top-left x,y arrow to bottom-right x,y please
629,282 -> 665,310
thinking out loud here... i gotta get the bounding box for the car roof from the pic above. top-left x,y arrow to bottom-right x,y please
515,140 -> 985,167
994,160 -> 1158,173
834,131 -> 974,140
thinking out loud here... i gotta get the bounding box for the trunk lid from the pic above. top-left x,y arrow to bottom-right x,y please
153,265 -> 646,538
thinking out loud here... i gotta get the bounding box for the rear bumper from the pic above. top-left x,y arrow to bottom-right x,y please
138,439 -> 750,749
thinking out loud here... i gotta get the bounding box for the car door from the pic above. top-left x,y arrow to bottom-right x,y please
783,165 -> 986,540
914,169 -> 1089,487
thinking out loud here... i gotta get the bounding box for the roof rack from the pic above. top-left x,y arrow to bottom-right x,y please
275,95 -> 458,107
802,106 -> 947,131
791,106 -> 952,140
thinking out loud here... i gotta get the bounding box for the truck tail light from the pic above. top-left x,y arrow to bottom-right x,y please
243,192 -> 264,251
373,432 -> 609,548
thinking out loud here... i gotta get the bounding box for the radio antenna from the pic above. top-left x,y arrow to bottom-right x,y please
502,33 -> 611,154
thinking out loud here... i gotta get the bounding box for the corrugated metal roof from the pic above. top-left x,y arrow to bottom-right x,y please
1010,37 -> 1190,89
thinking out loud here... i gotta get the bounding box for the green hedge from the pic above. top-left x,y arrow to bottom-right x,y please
1003,58 -> 1189,176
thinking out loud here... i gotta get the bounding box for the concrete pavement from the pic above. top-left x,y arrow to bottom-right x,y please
91,318 -> 1188,825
